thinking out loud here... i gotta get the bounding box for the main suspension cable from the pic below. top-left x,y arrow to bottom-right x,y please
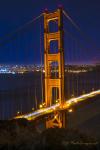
63,9 -> 98,50
0,13 -> 43,46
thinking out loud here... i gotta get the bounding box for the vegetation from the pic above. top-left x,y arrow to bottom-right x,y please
0,119 -> 99,150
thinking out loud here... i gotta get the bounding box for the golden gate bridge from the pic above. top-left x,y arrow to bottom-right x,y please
0,8 -> 100,128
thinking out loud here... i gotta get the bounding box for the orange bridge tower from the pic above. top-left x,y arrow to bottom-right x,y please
44,8 -> 66,128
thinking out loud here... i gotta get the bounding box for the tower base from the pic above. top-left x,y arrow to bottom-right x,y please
46,111 -> 66,128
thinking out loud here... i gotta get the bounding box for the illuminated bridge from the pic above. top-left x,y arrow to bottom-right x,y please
16,90 -> 100,121
0,8 -> 100,128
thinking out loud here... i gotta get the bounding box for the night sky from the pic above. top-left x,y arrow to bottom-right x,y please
0,0 -> 100,65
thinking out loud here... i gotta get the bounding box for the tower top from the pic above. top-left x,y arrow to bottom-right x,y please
44,7 -> 63,14
58,4 -> 63,9
44,8 -> 48,13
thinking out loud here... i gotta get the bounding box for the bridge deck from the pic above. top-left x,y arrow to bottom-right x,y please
15,89 -> 100,121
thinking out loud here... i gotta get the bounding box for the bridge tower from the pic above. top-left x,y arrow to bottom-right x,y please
44,8 -> 66,128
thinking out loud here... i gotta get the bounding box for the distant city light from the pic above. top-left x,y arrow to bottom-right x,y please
0,64 -> 98,74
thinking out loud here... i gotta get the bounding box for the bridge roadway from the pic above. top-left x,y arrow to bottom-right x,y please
15,89 -> 100,121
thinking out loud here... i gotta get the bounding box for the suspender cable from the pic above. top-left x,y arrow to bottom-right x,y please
76,40 -> 79,96
35,83 -> 37,110
64,32 -> 70,100
63,27 -> 86,97
40,19 -> 44,105
71,35 -> 74,97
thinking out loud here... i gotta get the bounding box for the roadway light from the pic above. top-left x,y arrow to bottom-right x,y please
62,104 -> 65,108
68,108 -> 73,113
39,104 -> 43,109
66,103 -> 71,107
54,115 -> 57,119
43,102 -> 46,106
74,99 -> 78,103
67,101 -> 71,105
53,107 -> 56,110
17,111 -> 20,115
32,107 -> 34,111
56,100 -> 58,103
